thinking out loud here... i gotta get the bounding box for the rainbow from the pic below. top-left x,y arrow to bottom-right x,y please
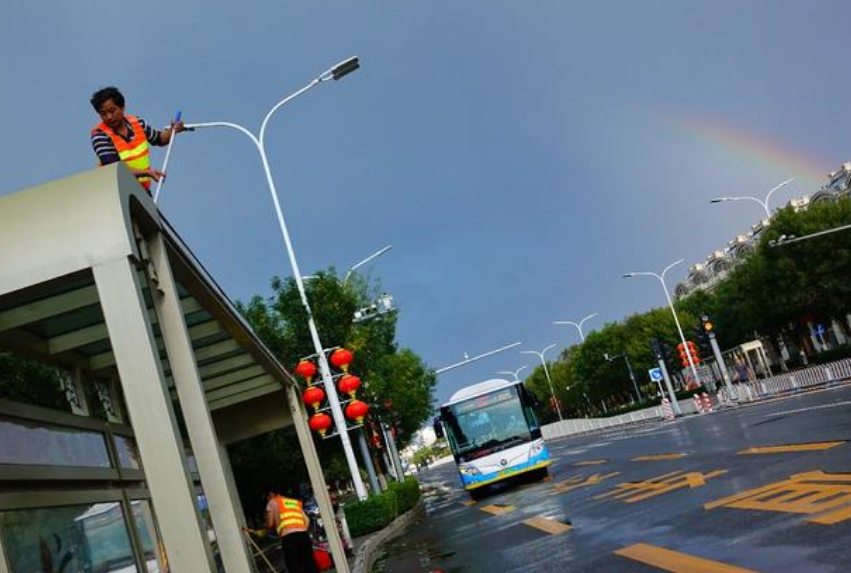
669,114 -> 831,185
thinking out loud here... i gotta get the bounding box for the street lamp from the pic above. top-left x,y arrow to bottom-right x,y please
521,344 -> 562,421
344,245 -> 393,283
710,177 -> 794,219
185,56 -> 369,501
553,312 -> 598,342
498,366 -> 528,382
603,351 -> 642,402
623,259 -> 699,383
770,222 -> 851,247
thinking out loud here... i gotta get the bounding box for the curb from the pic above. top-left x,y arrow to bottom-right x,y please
352,498 -> 425,573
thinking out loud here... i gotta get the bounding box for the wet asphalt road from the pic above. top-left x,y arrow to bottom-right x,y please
376,386 -> 851,573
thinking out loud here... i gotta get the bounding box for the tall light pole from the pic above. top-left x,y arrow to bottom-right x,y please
498,366 -> 528,382
521,344 -> 562,421
623,259 -> 699,383
185,57 -> 369,502
553,312 -> 598,342
710,177 -> 794,219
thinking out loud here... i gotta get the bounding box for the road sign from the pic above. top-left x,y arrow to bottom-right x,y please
648,368 -> 663,382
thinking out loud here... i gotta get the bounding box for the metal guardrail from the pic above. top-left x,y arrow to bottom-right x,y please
542,357 -> 851,441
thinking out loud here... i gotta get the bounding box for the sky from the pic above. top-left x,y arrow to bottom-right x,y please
2,1 -> 849,406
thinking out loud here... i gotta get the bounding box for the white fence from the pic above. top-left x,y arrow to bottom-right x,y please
542,357 -> 851,441
718,357 -> 851,404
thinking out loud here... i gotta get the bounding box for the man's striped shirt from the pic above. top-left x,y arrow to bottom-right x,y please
91,117 -> 164,166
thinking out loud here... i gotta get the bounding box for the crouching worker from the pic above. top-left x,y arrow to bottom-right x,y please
266,489 -> 319,573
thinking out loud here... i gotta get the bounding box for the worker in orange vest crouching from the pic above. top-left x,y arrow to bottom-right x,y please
265,489 -> 319,573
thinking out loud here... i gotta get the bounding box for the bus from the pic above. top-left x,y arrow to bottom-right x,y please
439,378 -> 550,499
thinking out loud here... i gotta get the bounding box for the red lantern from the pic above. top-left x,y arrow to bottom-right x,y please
337,374 -> 362,398
345,400 -> 369,424
295,360 -> 317,383
309,413 -> 333,437
330,348 -> 354,372
303,386 -> 326,410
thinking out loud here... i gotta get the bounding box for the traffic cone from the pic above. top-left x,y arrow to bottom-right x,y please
702,393 -> 713,413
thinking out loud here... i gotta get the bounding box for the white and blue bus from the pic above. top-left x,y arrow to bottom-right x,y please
439,378 -> 550,499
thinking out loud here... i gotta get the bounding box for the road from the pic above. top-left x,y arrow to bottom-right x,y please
376,385 -> 851,572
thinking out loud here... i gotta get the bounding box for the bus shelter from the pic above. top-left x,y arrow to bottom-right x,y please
0,165 -> 340,573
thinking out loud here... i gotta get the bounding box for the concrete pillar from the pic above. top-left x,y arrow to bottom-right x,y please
285,384 -> 350,573
147,232 -> 254,573
0,531 -> 10,573
93,257 -> 216,573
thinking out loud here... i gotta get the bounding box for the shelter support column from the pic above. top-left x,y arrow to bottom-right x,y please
93,257 -> 216,573
285,384 -> 351,573
147,232 -> 254,573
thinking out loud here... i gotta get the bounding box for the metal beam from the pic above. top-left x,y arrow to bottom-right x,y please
193,338 -> 242,363
203,365 -> 268,392
205,374 -> 277,402
48,323 -> 108,354
198,353 -> 255,379
0,286 -> 99,332
208,381 -> 282,411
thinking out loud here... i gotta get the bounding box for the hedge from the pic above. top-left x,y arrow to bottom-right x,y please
344,477 -> 420,538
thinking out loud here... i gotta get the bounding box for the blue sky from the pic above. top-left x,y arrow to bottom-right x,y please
2,2 -> 849,405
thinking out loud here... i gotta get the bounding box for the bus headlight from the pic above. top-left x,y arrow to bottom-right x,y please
459,464 -> 481,476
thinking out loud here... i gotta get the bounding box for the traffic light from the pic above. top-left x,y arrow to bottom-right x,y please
660,340 -> 676,369
650,338 -> 663,361
693,325 -> 711,356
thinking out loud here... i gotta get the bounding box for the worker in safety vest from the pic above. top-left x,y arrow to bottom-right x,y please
90,86 -> 185,192
265,489 -> 319,573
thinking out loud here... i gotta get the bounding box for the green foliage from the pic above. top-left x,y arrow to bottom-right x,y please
522,197 -> 851,419
344,477 -> 420,537
387,477 -> 421,513
0,352 -> 69,411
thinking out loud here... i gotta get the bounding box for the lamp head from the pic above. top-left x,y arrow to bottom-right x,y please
331,57 -> 360,80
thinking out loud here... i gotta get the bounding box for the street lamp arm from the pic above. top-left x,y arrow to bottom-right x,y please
579,313 -> 598,328
259,79 -> 322,147
184,121 -> 261,149
623,271 -> 660,280
660,259 -> 685,281
764,177 -> 794,209
345,245 -> 393,282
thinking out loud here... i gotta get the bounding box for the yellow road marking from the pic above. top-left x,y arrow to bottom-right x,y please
461,500 -> 477,506
633,453 -> 687,461
705,471 -> 851,524
738,441 -> 845,455
574,459 -> 607,466
615,543 -> 763,573
550,472 -> 620,495
480,504 -> 515,515
522,516 -> 572,535
597,470 -> 727,503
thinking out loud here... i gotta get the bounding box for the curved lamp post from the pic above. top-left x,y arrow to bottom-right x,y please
521,344 -> 562,421
623,259 -> 699,383
553,312 -> 598,342
711,177 -> 794,219
498,365 -> 528,382
185,57 -> 368,502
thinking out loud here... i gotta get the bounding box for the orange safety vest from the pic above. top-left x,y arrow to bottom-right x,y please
275,496 -> 308,536
92,114 -> 152,190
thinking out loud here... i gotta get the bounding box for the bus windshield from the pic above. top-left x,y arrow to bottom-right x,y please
442,386 -> 533,462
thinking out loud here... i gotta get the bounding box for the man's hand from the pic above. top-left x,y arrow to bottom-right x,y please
144,168 -> 166,182
171,120 -> 186,133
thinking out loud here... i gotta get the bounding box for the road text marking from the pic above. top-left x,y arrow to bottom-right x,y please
461,500 -> 477,506
633,453 -> 687,461
705,471 -> 851,525
738,441 -> 845,455
480,504 -> 515,515
522,516 -> 572,535
574,459 -> 607,466
550,472 -> 620,495
615,543 -> 762,573
597,470 -> 727,503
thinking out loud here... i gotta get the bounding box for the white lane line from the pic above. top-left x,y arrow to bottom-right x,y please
763,400 -> 851,418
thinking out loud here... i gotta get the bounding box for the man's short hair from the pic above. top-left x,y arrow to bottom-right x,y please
91,87 -> 125,112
